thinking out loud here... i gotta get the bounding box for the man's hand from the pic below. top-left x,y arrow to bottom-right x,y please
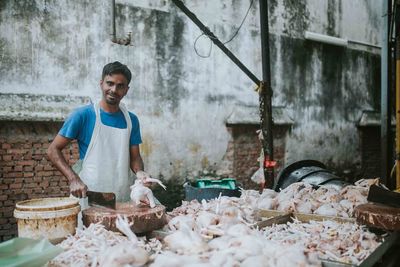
70,176 -> 88,198
136,171 -> 166,190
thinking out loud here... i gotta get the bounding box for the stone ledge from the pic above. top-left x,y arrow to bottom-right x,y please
0,93 -> 91,122
226,105 -> 294,126
357,110 -> 396,127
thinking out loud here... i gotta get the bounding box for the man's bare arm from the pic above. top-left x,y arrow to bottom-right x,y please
47,135 -> 88,198
130,145 -> 144,174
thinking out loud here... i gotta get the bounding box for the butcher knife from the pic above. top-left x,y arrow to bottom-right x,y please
367,184 -> 400,208
87,191 -> 116,210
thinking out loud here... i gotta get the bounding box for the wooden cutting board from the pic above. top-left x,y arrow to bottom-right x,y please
354,203 -> 400,231
82,202 -> 167,234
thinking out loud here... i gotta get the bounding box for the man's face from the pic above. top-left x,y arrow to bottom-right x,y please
100,74 -> 129,106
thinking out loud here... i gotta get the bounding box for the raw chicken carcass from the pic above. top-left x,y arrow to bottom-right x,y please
164,224 -> 208,254
168,215 -> 195,231
136,170 -> 167,190
130,179 -> 158,208
99,242 -> 149,267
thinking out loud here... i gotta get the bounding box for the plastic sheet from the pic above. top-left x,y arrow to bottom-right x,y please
0,238 -> 62,267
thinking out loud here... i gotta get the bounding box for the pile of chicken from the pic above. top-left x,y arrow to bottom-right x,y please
48,216 -> 162,267
48,178 -> 382,267
256,178 -> 380,217
262,219 -> 382,265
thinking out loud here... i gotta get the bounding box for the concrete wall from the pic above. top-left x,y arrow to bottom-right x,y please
0,0 -> 381,180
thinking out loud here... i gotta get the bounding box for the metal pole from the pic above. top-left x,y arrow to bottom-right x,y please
171,0 -> 260,85
259,0 -> 274,188
381,0 -> 391,187
395,2 -> 400,190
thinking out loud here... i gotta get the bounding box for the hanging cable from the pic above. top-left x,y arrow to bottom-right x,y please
222,0 -> 255,45
194,33 -> 213,58
193,0 -> 254,58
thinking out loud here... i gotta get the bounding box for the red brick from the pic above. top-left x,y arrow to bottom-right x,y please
23,166 -> 33,172
23,143 -> 32,149
33,155 -> 43,160
17,160 -> 35,166
35,165 -> 44,171
2,178 -> 14,184
40,181 -> 49,188
24,153 -> 33,160
2,166 -> 12,172
3,200 -> 14,206
0,184 -> 8,190
34,189 -> 44,194
23,177 -> 33,183
1,224 -> 12,230
24,183 -> 37,188
14,166 -> 23,172
7,148 -> 26,154
33,143 -> 42,148
32,149 -> 43,155
23,172 -> 34,178
33,177 -> 42,182
9,183 -> 22,189
23,189 -> 33,195
0,230 -> 12,236
0,206 -> 14,213
42,143 -> 50,149
43,165 -> 54,171
2,155 -> 12,161
42,171 -> 53,177
1,144 -> 11,149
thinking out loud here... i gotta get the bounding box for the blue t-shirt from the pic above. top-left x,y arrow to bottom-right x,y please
59,104 -> 142,159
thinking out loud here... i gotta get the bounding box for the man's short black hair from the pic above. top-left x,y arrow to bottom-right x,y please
102,61 -> 132,84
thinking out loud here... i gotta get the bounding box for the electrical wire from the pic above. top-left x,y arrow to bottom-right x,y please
194,33 -> 213,58
222,0 -> 255,45
193,0 -> 255,58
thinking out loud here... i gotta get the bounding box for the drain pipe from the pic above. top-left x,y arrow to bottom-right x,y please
304,31 -> 381,49
110,0 -> 131,45
381,0 -> 392,187
111,0 -> 116,43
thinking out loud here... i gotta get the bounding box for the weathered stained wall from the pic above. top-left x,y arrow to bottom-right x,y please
0,0 -> 381,180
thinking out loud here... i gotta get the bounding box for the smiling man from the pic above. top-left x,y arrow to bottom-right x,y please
47,62 -> 144,202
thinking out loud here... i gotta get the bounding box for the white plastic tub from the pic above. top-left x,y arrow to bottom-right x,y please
14,197 -> 80,244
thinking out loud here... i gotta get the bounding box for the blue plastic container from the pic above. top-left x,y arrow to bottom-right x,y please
184,178 -> 241,201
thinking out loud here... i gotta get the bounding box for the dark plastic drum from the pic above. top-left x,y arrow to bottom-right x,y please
274,160 -> 349,191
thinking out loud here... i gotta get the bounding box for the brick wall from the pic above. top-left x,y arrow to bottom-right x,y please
359,127 -> 381,179
227,125 -> 289,190
0,121 -> 78,242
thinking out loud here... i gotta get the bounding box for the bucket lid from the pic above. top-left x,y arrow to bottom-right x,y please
15,197 -> 79,212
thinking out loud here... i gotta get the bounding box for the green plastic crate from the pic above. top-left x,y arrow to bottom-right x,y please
195,178 -> 237,190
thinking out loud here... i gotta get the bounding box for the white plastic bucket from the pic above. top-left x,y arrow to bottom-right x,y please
14,197 -> 80,244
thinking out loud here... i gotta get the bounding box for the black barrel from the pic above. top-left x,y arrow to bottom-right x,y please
274,160 -> 350,191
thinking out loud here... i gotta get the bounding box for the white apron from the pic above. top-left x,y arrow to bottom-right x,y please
74,102 -> 133,225
80,102 -> 134,202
